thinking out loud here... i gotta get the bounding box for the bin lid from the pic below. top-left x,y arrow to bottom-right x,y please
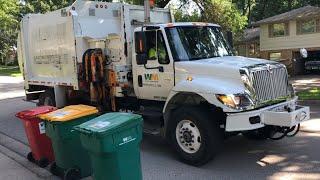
38,105 -> 98,122
74,112 -> 142,135
16,106 -> 57,119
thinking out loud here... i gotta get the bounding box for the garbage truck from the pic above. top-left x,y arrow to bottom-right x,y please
18,0 -> 310,166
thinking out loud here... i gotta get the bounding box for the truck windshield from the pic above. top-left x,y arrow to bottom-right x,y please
165,26 -> 233,61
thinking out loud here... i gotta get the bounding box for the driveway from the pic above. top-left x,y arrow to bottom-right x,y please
290,75 -> 320,92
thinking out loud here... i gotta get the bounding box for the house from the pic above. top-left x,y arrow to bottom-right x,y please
0,47 -> 17,65
235,27 -> 260,58
254,5 -> 320,74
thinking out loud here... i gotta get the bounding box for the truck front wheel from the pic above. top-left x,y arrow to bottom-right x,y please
168,107 -> 223,166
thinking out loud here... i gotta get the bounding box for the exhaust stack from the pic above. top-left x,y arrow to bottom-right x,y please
144,0 -> 151,23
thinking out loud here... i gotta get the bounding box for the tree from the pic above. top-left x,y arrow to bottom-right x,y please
174,0 -> 247,33
0,0 -> 19,64
249,0 -> 320,23
174,9 -> 201,22
21,0 -> 74,14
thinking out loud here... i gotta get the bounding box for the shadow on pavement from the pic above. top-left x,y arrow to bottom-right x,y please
141,131 -> 320,180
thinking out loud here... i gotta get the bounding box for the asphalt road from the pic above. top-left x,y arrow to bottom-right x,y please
1,97 -> 320,180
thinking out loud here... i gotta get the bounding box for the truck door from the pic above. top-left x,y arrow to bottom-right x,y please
133,29 -> 174,101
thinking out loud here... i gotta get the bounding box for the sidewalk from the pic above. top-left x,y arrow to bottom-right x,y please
0,150 -> 42,180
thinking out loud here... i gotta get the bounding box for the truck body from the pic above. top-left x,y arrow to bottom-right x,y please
18,0 -> 310,165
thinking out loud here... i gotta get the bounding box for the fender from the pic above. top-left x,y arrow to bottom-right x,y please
163,76 -> 245,113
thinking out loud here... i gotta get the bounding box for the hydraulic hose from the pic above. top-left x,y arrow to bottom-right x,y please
269,124 -> 300,140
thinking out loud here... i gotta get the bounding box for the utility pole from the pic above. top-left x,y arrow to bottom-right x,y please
144,0 -> 151,23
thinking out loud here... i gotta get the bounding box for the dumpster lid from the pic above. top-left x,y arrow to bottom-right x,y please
74,112 -> 142,135
38,105 -> 98,122
16,106 -> 57,119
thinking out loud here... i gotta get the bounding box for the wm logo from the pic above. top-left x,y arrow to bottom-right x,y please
145,74 -> 159,81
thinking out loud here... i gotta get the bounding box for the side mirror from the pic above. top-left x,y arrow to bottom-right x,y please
136,54 -> 147,65
300,48 -> 308,58
135,31 -> 147,54
226,31 -> 233,48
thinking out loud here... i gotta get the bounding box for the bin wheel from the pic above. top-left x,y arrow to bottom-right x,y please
27,152 -> 35,163
50,162 -> 60,176
38,157 -> 49,168
64,168 -> 81,180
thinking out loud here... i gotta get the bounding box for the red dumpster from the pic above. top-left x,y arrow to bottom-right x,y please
16,106 -> 57,168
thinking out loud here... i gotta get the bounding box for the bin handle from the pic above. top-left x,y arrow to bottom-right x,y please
73,127 -> 93,135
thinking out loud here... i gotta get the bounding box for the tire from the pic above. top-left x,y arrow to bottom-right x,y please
38,89 -> 56,106
38,157 -> 49,168
64,168 -> 81,180
27,152 -> 35,163
50,162 -> 60,176
167,107 -> 223,166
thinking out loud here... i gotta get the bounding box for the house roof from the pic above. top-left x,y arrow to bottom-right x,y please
237,27 -> 260,43
253,5 -> 320,26
244,28 -> 260,42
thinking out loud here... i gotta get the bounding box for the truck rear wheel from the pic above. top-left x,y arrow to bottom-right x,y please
38,90 -> 56,106
168,107 -> 223,166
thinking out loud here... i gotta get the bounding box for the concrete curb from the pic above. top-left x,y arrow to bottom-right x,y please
0,132 -> 55,179
0,95 -> 25,101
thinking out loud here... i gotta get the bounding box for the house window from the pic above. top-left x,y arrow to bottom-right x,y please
297,19 -> 320,34
269,52 -> 282,61
268,23 -> 289,37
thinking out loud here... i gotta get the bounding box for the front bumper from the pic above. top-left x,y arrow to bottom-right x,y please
225,97 -> 310,132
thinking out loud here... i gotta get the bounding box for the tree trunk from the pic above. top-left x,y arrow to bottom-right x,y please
288,0 -> 292,10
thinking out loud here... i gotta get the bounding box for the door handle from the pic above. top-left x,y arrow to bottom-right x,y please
143,64 -> 164,72
138,75 -> 143,87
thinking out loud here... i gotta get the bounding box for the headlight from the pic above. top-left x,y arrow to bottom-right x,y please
216,94 -> 254,110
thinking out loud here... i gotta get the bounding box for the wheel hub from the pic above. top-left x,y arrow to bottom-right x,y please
176,120 -> 201,154
183,131 -> 193,143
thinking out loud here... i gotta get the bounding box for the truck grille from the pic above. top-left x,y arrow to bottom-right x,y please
250,64 -> 289,104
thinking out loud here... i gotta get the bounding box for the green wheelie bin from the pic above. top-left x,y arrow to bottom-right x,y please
74,112 -> 143,180
38,105 -> 99,180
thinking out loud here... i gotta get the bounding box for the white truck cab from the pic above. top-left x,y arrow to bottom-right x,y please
18,0 -> 310,166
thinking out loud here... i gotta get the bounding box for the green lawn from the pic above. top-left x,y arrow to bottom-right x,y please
0,65 -> 22,77
297,88 -> 320,100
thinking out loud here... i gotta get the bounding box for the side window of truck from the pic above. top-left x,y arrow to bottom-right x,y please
145,31 -> 157,60
145,30 -> 169,64
156,31 -> 169,64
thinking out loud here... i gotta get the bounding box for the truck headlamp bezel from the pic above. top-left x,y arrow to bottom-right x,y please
216,93 -> 254,110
